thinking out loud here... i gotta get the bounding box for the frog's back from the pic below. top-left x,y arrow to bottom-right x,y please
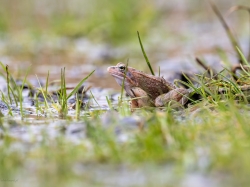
136,73 -> 175,100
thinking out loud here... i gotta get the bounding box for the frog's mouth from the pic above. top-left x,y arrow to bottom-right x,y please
109,73 -> 133,89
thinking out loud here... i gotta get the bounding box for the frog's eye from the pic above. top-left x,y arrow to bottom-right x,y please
118,64 -> 126,72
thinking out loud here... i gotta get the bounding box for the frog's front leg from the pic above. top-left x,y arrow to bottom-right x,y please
155,88 -> 190,107
130,87 -> 155,108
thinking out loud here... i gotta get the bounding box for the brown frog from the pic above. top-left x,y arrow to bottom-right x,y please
107,63 -> 190,108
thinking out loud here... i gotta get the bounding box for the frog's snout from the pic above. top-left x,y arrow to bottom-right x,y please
107,66 -> 114,73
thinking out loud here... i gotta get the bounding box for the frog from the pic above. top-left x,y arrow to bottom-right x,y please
107,63 -> 190,108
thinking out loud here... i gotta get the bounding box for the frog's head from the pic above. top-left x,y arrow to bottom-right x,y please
107,63 -> 139,97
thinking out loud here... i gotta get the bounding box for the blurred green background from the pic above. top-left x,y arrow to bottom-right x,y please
0,0 -> 248,49
0,0 -> 249,84
0,0 -> 157,42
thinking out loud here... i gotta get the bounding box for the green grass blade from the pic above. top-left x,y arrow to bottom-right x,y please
36,75 -> 49,109
19,65 -> 31,118
106,96 -> 112,109
61,67 -> 67,113
45,70 -> 50,94
137,31 -> 155,75
236,46 -> 249,65
90,90 -> 100,107
6,65 -> 12,104
209,0 -> 241,62
119,63 -> 128,104
228,5 -> 250,61
66,70 -> 95,100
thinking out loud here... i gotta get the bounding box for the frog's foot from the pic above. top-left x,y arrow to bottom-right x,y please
155,88 -> 190,107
